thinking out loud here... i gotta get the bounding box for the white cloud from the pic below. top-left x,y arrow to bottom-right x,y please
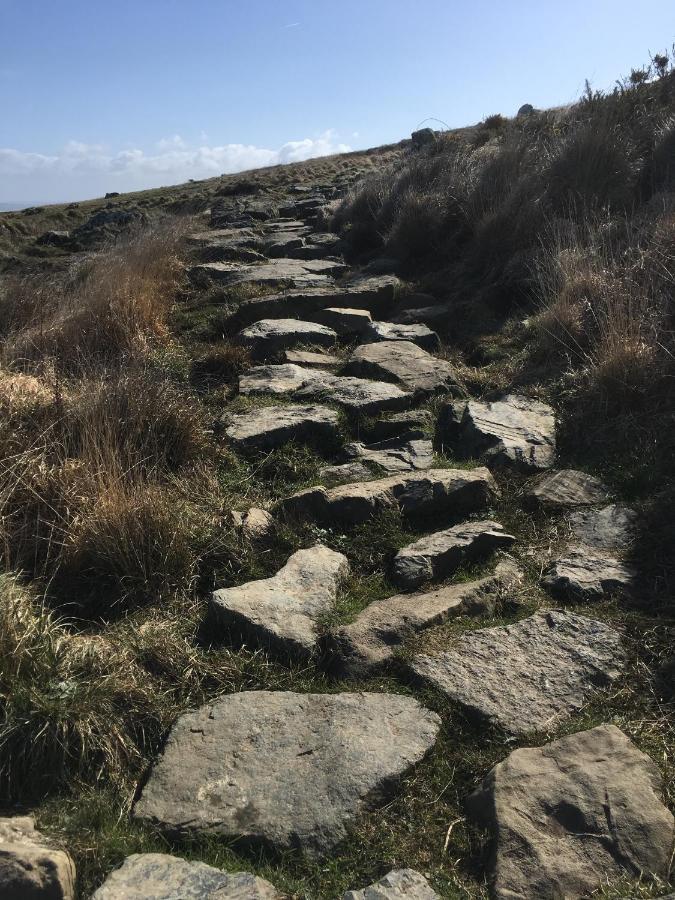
0,131 -> 352,201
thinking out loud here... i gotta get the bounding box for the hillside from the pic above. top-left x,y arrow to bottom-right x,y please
0,58 -> 674,899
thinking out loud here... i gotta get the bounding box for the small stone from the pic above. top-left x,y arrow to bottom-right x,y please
237,319 -> 337,359
225,404 -> 340,452
363,321 -> 441,351
0,816 -> 76,900
344,438 -> 434,473
569,503 -> 637,550
343,868 -> 439,900
346,341 -> 461,395
92,853 -> 280,899
466,725 -> 675,898
230,507 -> 273,540
331,560 -> 523,677
542,547 -> 635,601
391,521 -> 515,589
411,610 -> 625,734
283,349 -> 340,368
133,691 -> 440,857
311,307 -> 373,335
524,469 -> 609,509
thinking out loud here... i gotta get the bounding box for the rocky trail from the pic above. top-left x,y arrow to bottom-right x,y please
5,183 -> 673,899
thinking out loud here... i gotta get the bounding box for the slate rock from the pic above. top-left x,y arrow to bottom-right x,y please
133,691 -> 440,857
311,307 -> 373,335
0,815 -> 75,900
331,560 -> 523,677
569,503 -> 637,550
283,349 -> 340,368
189,257 -> 345,290
210,545 -> 349,659
343,868 -> 439,900
346,341 -> 460,395
237,318 -> 337,359
392,521 -> 515,589
344,438 -> 434,473
319,461 -> 375,486
281,467 -> 498,526
542,547 -> 635,601
363,321 -> 441,351
92,853 -> 279,899
411,610 -> 625,734
524,469 -> 609,509
225,404 -> 340,452
466,725 -> 675,898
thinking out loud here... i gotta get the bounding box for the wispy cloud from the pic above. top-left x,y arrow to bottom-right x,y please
284,22 -> 300,28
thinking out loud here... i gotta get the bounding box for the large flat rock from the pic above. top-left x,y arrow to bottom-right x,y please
524,469 -> 609,509
467,725 -> 675,898
189,257 -> 345,290
133,691 -> 440,857
346,341 -> 461,395
363,321 -> 441,351
237,318 -> 337,359
92,854 -> 279,899
210,545 -> 349,659
542,547 -> 635,601
411,610 -> 625,734
283,349 -> 340,368
443,394 -> 556,471
343,869 -> 439,900
239,364 -> 412,415
310,307 -> 373,335
330,559 -> 523,677
344,437 -> 434,473
391,521 -> 515,589
225,404 -> 340,452
0,816 -> 76,900
569,503 -> 637,550
280,467 -> 498,525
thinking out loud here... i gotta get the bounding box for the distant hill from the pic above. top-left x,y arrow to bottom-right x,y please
0,201 -> 37,211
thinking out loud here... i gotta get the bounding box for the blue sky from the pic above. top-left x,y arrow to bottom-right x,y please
1,0 -> 673,203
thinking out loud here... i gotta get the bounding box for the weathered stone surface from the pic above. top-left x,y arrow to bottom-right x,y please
343,869 -> 439,900
569,503 -> 637,550
391,521 -> 515,589
281,467 -> 498,526
443,394 -> 556,471
542,547 -> 635,601
346,341 -> 460,395
283,349 -> 340,368
0,816 -> 75,900
134,691 -> 440,857
210,545 -> 348,658
319,461 -> 374,486
524,469 -> 609,509
467,725 -> 675,899
239,364 -> 412,415
363,321 -> 441,351
412,610 -> 624,734
311,307 -> 373,335
365,410 -> 434,442
189,257 -> 345,290
264,232 -> 306,256
331,560 -> 523,677
225,404 -> 340,452
344,438 -> 434,473
230,507 -> 274,541
92,853 -> 279,899
237,318 -> 337,359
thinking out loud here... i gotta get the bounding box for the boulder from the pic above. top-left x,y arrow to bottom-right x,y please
466,725 -> 675,898
569,503 -> 637,550
92,853 -> 279,899
363,321 -> 441,352
70,207 -> 147,249
346,341 -> 460,395
344,438 -> 434,473
225,404 -> 340,452
411,128 -> 436,146
411,610 -> 625,734
133,691 -> 440,857
442,394 -> 555,471
542,547 -> 635,601
330,559 -> 523,677
280,467 -> 498,526
343,869 -> 439,900
210,545 -> 349,659
283,349 -> 340,368
517,102 -> 535,116
237,318 -> 337,359
229,507 -> 274,541
311,307 -> 373,336
524,469 -> 609,509
0,815 -> 75,899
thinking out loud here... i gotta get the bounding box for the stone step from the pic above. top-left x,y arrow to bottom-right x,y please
237,318 -> 338,360
188,257 -> 346,291
283,349 -> 340,369
541,547 -> 635,601
343,870 -> 439,900
362,321 -> 441,351
411,610 -> 625,734
224,404 -> 341,452
342,437 -> 434,473
345,341 -> 461,395
133,691 -> 440,857
210,545 -> 349,659
391,520 -> 515,589
308,306 -> 373,336
523,469 -> 609,509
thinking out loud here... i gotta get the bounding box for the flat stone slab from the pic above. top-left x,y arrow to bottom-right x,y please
92,854 -> 279,899
189,257 -> 345,290
443,394 -> 556,471
412,610 -> 625,734
281,467 -> 498,526
344,438 -> 434,473
133,691 -> 440,857
346,341 -> 460,395
363,321 -> 441,351
542,547 -> 635,601
569,503 -> 637,550
210,545 -> 349,659
283,349 -> 340,368
311,307 -> 373,335
319,461 -> 375,486
237,318 -> 337,359
239,364 -> 412,415
466,725 -> 675,898
225,404 -> 340,452
343,869 -> 439,900
0,816 -> 76,900
331,559 -> 523,677
524,469 -> 609,509
391,520 -> 515,589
